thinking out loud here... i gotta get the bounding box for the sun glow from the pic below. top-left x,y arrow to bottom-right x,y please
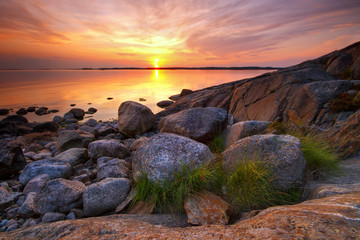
154,58 -> 159,68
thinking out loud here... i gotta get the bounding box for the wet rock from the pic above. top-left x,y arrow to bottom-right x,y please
0,108 -> 9,115
169,94 -> 181,101
0,143 -> 26,179
63,112 -> 75,121
97,158 -> 129,180
222,134 -> 306,191
53,147 -> 88,167
88,139 -> 129,160
133,133 -> 212,183
17,192 -> 36,217
33,122 -> 59,133
184,191 -> 230,225
117,101 -> 156,137
222,121 -> 270,148
88,107 -> 97,113
42,212 -> 66,223
34,179 -> 85,215
83,178 -> 131,217
157,100 -> 174,108
159,107 -> 228,143
180,89 -> 193,97
23,174 -> 50,195
16,108 -> 28,115
52,115 -> 63,124
19,159 -> 72,185
107,97 -> 113,100
70,108 -> 85,120
56,130 -> 95,152
0,115 -> 28,125
27,107 -> 36,112
35,107 -> 48,116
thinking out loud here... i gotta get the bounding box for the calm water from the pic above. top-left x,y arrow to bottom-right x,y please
0,69 -> 271,122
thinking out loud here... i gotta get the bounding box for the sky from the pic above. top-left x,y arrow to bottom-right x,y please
0,0 -> 359,69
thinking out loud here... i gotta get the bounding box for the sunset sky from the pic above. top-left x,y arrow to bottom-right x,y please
0,0 -> 359,69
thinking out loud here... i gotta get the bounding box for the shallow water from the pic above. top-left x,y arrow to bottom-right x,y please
0,69 -> 272,122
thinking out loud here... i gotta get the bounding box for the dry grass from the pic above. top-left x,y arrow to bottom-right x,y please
13,131 -> 56,147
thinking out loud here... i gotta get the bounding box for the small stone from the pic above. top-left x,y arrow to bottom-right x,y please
6,223 -> 19,231
35,107 -> 48,116
107,97 -> 113,100
53,115 -> 63,123
88,107 -> 97,113
42,212 -> 66,223
85,118 -> 97,127
70,104 -> 76,107
27,107 -> 36,112
66,212 -> 76,220
157,100 -> 174,108
16,108 -> 28,115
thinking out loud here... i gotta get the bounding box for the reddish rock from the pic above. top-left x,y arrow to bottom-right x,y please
2,193 -> 360,239
184,191 -> 230,225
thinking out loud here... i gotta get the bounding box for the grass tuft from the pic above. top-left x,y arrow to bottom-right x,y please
132,159 -> 223,213
208,135 -> 225,154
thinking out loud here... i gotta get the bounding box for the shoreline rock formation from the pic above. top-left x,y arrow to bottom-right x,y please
0,41 -> 360,239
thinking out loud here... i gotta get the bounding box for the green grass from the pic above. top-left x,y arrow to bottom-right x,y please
132,160 -> 223,213
224,155 -> 300,214
268,121 -> 339,176
208,135 -> 225,154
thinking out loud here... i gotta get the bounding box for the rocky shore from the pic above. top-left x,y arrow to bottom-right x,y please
0,42 -> 360,239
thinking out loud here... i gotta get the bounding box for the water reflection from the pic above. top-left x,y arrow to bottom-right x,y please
0,69 -> 272,122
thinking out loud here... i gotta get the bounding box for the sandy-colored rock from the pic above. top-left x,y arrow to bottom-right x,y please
2,193 -> 360,239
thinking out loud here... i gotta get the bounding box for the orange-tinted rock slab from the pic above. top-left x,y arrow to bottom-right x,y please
1,193 -> 360,239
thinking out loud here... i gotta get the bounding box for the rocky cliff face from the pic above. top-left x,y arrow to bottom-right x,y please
157,41 -> 360,128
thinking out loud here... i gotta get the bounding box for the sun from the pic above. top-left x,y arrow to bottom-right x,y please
153,58 -> 159,68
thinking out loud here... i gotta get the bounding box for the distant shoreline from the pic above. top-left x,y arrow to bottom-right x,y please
0,67 -> 281,71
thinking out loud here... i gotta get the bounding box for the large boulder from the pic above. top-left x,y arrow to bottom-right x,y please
53,148 -> 88,167
132,133 -> 213,183
97,158 -> 129,180
158,107 -> 228,143
34,179 -> 85,215
117,101 -> 156,137
83,178 -> 131,217
222,121 -> 270,148
56,130 -> 95,152
19,159 -> 72,185
88,139 -> 129,160
222,134 -> 306,190
0,143 -> 26,179
184,191 -> 230,225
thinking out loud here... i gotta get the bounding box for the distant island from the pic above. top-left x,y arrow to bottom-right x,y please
80,66 -> 281,70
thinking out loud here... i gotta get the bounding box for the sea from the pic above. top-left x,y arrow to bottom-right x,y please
0,69 -> 272,122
